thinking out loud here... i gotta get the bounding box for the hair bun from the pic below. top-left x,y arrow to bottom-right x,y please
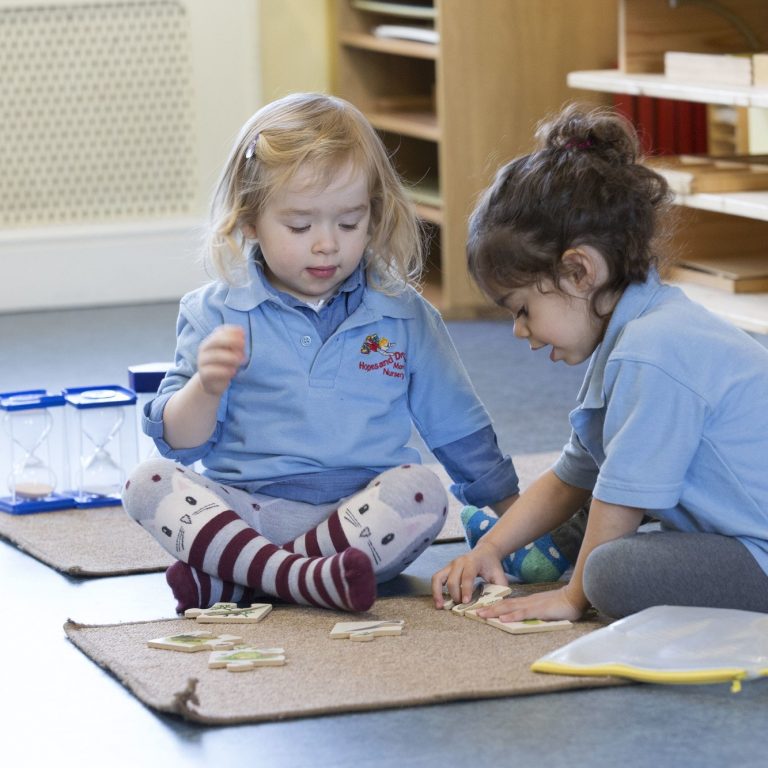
536,103 -> 639,165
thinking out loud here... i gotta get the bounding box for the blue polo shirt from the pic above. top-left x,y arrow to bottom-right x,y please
145,258 -> 518,506
555,273 -> 768,575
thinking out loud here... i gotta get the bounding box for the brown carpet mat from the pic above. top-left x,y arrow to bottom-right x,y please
0,504 -> 174,576
1,451 -> 559,576
64,592 -> 622,725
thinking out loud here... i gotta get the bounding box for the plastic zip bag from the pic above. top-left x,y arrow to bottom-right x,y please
532,605 -> 768,692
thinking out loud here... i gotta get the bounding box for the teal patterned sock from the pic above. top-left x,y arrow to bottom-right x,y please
460,505 -> 571,583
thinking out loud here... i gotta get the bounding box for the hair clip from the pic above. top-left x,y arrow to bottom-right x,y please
565,139 -> 593,150
245,134 -> 259,160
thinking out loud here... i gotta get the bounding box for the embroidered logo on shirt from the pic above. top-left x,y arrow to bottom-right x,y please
358,333 -> 406,379
360,333 -> 394,355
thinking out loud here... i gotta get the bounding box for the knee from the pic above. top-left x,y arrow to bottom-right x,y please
121,457 -> 178,521
381,463 -> 448,523
582,539 -> 632,619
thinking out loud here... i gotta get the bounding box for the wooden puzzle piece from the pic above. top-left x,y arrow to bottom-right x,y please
466,613 -> 574,634
208,646 -> 286,672
147,630 -> 244,652
451,583 -> 512,615
184,602 -> 272,624
329,619 -> 405,640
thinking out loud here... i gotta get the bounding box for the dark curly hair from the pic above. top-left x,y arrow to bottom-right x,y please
467,103 -> 674,317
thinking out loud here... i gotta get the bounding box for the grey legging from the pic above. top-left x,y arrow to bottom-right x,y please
582,530 -> 768,619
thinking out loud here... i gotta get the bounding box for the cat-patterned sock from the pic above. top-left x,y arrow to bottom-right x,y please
123,460 -> 375,612
460,505 -> 571,583
165,561 -> 262,613
284,464 -> 447,583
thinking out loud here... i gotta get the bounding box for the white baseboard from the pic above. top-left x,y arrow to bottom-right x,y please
0,220 -> 212,313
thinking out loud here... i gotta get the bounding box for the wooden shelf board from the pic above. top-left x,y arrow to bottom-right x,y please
671,191 -> 768,223
567,69 -> 768,109
367,110 -> 439,142
339,31 -> 437,60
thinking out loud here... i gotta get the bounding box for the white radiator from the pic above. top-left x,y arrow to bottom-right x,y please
0,0 -> 262,311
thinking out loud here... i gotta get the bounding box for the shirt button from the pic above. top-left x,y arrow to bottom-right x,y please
300,335 -> 312,347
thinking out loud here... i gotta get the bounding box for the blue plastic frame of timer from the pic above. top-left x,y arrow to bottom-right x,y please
0,389 -> 76,514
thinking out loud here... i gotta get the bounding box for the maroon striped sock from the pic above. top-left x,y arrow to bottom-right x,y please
166,508 -> 374,612
165,561 -> 261,613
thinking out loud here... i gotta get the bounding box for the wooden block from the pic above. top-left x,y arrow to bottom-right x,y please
664,51 -> 753,87
208,646 -> 286,672
184,602 -> 272,624
754,53 -> 768,86
329,620 -> 405,640
147,631 -> 244,653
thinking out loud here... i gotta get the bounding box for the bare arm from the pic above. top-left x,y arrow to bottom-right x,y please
162,325 -> 245,450
432,469 -> 591,606
489,494 -> 519,516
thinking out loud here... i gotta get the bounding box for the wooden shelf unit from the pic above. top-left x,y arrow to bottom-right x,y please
332,0 -> 619,318
568,0 -> 768,334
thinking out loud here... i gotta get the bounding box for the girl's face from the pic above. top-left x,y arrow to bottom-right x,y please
495,249 -> 612,365
251,161 -> 371,303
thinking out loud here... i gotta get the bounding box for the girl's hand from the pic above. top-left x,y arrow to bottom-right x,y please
432,541 -> 508,608
476,584 -> 587,623
197,325 -> 246,396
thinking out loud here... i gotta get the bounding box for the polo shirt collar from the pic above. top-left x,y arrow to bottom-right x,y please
223,247 -> 417,320
577,271 -> 664,408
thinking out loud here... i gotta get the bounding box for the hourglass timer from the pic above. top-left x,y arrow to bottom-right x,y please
0,390 -> 74,514
64,386 -> 138,507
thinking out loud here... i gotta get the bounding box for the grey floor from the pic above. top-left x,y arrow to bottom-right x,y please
1,303 -> 767,768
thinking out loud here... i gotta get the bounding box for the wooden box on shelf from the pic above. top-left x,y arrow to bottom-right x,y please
646,155 -> 768,195
668,254 -> 768,294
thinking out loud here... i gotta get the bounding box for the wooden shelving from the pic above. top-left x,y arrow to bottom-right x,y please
569,0 -> 768,334
332,0 -> 619,317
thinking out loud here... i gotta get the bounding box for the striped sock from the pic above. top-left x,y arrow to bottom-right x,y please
150,471 -> 375,612
165,561 -> 261,613
285,464 -> 447,583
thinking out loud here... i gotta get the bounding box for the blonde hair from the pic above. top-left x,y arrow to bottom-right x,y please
205,92 -> 424,293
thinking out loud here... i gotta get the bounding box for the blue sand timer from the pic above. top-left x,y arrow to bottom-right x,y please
0,390 -> 74,514
127,362 -> 171,461
64,386 -> 138,507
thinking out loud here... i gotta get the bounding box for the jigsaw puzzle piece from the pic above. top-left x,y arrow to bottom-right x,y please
147,630 -> 244,652
329,620 -> 405,640
184,602 -> 272,624
208,646 -> 286,671
451,583 -> 512,615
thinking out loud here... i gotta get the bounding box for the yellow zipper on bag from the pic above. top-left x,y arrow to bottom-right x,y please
530,661 -> 768,692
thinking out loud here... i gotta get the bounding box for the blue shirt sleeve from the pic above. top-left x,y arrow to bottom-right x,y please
432,425 -> 520,507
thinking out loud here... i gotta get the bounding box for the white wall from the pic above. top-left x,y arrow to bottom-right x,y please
0,0 -> 262,312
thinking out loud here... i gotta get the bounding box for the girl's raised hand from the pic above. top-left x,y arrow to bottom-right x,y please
431,541 -> 507,608
476,585 -> 585,623
197,325 -> 246,396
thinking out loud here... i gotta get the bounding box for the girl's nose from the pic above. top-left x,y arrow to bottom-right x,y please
311,226 -> 338,255
512,319 -> 528,339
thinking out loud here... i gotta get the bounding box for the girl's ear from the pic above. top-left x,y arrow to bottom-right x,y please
241,222 -> 258,240
560,246 -> 604,294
